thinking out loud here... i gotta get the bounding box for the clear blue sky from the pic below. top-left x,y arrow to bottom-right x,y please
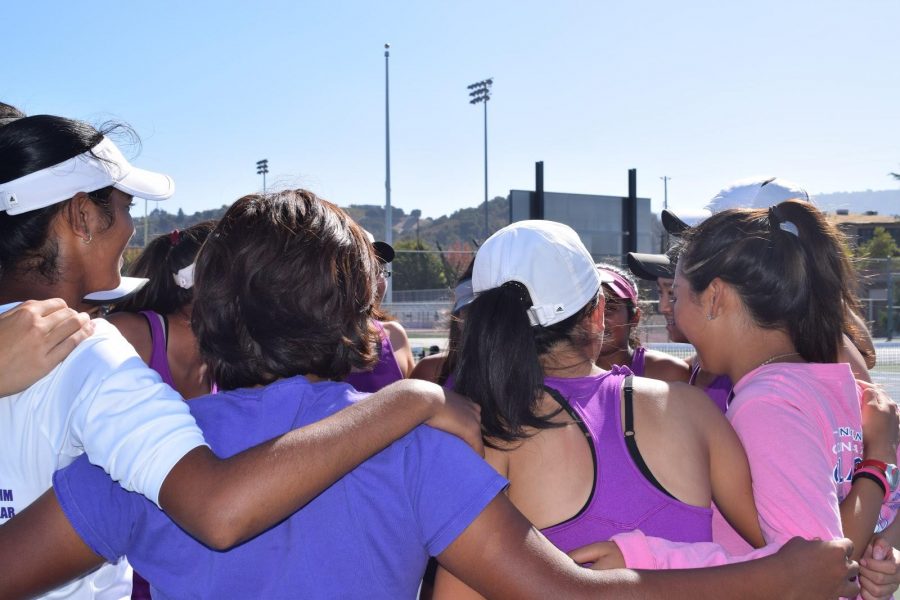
4,0 -> 899,223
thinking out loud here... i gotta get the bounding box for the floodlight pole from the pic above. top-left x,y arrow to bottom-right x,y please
468,78 -> 493,240
660,175 -> 671,251
256,159 -> 269,194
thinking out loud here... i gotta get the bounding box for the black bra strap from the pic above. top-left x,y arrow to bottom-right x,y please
543,385 -> 597,522
622,375 -> 676,500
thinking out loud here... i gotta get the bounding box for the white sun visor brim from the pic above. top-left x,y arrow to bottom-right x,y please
83,276 -> 149,304
0,136 -> 174,216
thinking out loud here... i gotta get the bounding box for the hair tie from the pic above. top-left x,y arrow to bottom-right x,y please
169,229 -> 181,246
768,206 -> 799,238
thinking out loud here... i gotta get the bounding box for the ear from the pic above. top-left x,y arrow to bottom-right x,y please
630,305 -> 642,327
592,294 -> 606,333
705,277 -> 727,321
60,192 -> 93,241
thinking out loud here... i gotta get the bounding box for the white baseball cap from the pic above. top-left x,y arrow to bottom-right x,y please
705,176 -> 809,213
0,136 -> 174,215
664,176 -> 811,235
473,220 -> 605,327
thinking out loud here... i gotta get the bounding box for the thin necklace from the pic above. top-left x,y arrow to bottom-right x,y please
759,351 -> 801,368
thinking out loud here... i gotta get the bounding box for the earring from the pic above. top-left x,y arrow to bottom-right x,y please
706,312 -> 715,321
81,232 -> 93,245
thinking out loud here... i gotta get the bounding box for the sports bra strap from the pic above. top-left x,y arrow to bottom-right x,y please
622,375 -> 676,499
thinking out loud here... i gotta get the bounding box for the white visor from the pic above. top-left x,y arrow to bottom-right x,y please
0,136 -> 174,215
173,263 -> 195,290
83,276 -> 149,304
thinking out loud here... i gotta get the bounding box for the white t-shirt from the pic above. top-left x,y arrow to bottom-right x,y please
0,303 -> 208,599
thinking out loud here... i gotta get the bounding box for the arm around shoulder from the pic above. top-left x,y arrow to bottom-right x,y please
158,378 -> 462,549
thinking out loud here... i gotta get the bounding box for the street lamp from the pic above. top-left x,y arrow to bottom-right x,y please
256,159 -> 269,194
468,78 -> 492,240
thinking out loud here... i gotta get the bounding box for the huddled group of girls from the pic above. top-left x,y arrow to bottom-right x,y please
0,104 -> 891,599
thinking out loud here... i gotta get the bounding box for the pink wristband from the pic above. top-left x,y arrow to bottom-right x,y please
853,466 -> 890,502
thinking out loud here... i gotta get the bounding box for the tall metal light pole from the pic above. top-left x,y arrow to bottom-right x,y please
468,78 -> 492,239
660,175 -> 671,252
660,175 -> 670,212
256,159 -> 269,194
384,43 -> 393,303
143,198 -> 149,246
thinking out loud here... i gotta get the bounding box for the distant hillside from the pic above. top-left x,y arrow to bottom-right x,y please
814,189 -> 900,216
130,187 -> 900,253
131,196 -> 511,249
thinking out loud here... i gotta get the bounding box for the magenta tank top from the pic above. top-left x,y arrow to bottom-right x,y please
344,320 -> 404,393
629,346 -> 646,376
689,365 -> 732,414
539,367 -> 713,553
141,311 -> 176,388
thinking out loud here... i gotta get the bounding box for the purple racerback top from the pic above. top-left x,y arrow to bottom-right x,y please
539,367 -> 713,553
689,365 -> 732,414
133,310 -> 173,600
141,310 -> 176,388
629,346 -> 646,377
344,320 -> 404,393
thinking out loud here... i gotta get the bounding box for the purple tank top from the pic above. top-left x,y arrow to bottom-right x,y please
133,311 -> 173,600
539,367 -> 713,553
629,346 -> 646,376
689,365 -> 732,414
344,320 -> 404,393
141,310 -> 176,388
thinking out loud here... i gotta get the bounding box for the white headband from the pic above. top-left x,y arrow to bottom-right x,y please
173,263 -> 195,290
0,136 -> 174,215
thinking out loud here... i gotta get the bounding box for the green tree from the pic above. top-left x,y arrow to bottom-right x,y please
391,239 -> 447,291
857,227 -> 900,258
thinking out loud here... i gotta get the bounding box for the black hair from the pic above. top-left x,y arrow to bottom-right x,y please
114,221 -> 216,315
0,115 -> 131,281
438,258 -> 476,386
192,190 -> 379,390
455,280 -> 600,446
679,200 -> 858,364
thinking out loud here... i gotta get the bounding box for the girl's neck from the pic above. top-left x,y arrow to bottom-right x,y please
0,274 -> 86,311
540,342 -> 602,379
596,346 -> 632,371
729,330 -> 805,384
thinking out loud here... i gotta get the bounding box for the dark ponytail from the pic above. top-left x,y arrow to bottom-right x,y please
680,200 -> 857,363
114,221 -> 216,315
455,282 -> 599,445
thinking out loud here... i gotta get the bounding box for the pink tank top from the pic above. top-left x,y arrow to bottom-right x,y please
539,367 -> 713,553
344,321 -> 404,393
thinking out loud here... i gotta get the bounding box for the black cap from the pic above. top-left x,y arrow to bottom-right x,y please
661,209 -> 690,235
627,252 -> 674,281
373,241 -> 395,263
